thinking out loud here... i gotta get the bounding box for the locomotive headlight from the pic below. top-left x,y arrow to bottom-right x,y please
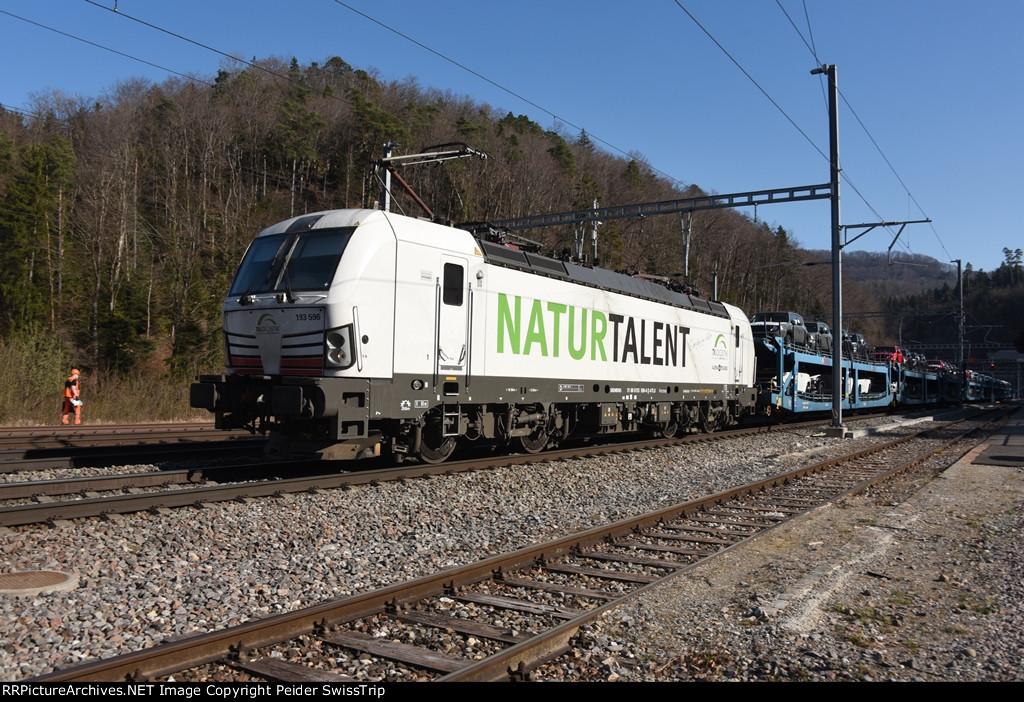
328,346 -> 347,364
411,379 -> 425,390
324,325 -> 355,369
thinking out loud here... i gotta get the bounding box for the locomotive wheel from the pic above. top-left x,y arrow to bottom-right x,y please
700,411 -> 719,433
514,427 -> 548,454
418,421 -> 457,464
419,436 -> 456,463
661,421 -> 679,439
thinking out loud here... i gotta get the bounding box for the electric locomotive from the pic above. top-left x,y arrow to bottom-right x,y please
190,209 -> 758,462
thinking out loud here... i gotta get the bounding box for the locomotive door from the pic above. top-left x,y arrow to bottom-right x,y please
435,256 -> 469,393
732,322 -> 744,383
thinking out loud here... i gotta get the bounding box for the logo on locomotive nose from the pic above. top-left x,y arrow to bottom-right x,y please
255,313 -> 280,334
711,333 -> 729,359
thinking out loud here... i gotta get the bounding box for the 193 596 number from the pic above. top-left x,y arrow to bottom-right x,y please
295,312 -> 321,321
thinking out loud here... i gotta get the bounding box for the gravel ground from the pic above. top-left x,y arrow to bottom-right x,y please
1,410 -> 1018,681
548,415 -> 1024,682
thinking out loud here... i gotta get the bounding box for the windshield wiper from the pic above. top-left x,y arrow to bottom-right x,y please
238,236 -> 295,304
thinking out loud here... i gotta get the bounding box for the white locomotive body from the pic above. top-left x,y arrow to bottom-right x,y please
191,209 -> 758,461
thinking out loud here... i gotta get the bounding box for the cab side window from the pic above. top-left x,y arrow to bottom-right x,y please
443,263 -> 464,306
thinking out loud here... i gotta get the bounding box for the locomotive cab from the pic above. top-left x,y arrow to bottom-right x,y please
191,209 -> 485,459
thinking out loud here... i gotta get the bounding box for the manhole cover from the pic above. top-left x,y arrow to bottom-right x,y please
0,570 -> 77,595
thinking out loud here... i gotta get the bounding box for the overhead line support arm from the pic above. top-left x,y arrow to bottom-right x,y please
478,183 -> 833,231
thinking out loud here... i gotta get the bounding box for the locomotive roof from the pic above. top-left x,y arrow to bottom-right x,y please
257,209 -> 389,236
258,209 -> 482,256
258,209 -> 731,320
475,237 -> 730,320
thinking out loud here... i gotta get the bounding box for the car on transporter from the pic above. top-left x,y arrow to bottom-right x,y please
749,311 -> 809,347
805,321 -> 833,354
870,345 -> 906,365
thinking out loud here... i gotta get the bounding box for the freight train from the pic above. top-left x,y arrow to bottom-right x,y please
190,209 -> 1013,461
752,326 -> 1014,415
190,209 -> 759,462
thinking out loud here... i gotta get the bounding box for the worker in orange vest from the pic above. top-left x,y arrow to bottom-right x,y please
62,368 -> 82,425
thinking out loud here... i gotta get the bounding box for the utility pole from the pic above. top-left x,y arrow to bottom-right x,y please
954,258 -> 965,404
681,211 -> 692,277
380,142 -> 397,212
812,64 -> 845,433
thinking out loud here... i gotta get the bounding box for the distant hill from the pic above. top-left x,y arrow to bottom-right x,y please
805,249 -> 958,298
802,248 -> 1022,356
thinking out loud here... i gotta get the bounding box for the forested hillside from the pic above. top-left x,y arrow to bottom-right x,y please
879,250 -> 1024,351
1,56 -> 1019,422
819,249 -> 1024,352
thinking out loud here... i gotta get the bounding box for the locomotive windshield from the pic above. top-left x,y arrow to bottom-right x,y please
229,227 -> 355,296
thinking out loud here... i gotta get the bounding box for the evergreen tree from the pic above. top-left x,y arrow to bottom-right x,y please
0,133 -> 76,333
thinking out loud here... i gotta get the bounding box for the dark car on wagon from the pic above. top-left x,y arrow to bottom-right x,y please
806,321 -> 833,353
750,311 -> 809,347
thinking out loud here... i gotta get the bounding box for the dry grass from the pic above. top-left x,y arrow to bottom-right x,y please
0,332 -> 211,426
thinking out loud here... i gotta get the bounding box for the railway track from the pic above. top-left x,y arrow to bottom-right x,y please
0,412 -> 890,474
1,412 -> 867,528
0,413 -> 933,528
0,422 -> 255,451
0,423 -> 786,527
32,406 -> 1009,683
0,423 -> 263,473
0,440 -> 267,474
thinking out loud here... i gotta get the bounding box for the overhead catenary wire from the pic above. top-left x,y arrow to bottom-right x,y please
4,2 -> 956,264
0,9 -> 215,90
673,1 -> 895,239
772,0 -> 951,261
73,0 -> 691,191
328,1 -> 691,190
673,1 -> 948,262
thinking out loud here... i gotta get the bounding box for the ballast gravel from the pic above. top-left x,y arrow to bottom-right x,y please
553,433 -> 1024,683
1,410 -> 1020,682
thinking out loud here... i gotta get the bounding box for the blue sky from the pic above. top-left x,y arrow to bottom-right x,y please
2,1 -> 1021,274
